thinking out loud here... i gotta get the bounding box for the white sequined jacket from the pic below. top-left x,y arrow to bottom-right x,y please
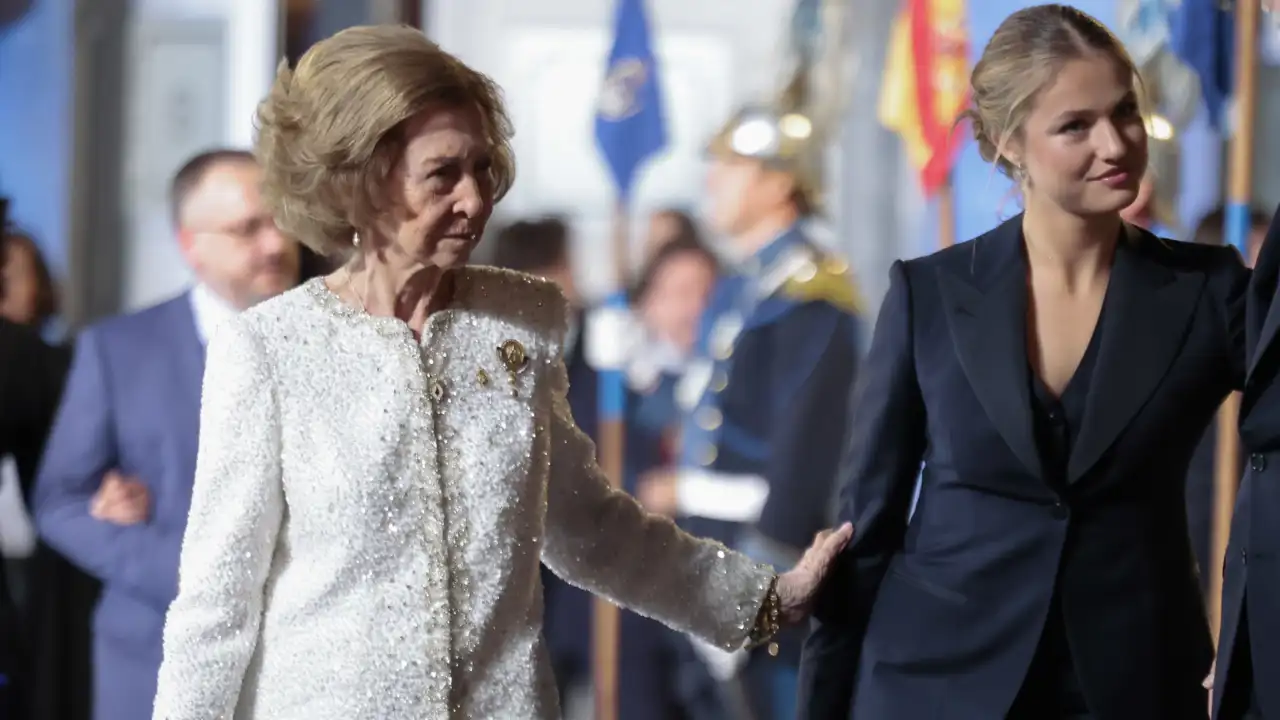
151,269 -> 774,720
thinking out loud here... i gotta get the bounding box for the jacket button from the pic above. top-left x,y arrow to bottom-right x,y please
1251,453 -> 1267,472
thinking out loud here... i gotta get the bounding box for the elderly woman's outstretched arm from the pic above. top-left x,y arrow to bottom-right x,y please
538,332 -> 851,651
538,350 -> 775,649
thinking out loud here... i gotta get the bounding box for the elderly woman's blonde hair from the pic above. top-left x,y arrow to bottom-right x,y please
255,25 -> 515,256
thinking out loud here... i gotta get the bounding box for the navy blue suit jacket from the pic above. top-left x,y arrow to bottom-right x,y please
1217,204 -> 1280,720
799,217 -> 1246,720
34,295 -> 204,720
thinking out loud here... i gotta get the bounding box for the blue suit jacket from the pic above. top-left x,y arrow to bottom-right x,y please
34,294 -> 204,720
800,217 -> 1244,720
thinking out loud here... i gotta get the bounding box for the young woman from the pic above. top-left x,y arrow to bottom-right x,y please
798,5 -> 1246,719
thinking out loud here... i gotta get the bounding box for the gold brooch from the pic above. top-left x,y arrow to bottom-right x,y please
497,340 -> 528,397
498,340 -> 528,374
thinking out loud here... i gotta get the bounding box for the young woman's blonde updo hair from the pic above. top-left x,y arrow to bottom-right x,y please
959,4 -> 1141,180
254,25 -> 516,255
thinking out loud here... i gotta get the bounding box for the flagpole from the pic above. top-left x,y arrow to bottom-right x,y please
1210,0 -> 1260,645
937,172 -> 957,248
592,199 -> 631,720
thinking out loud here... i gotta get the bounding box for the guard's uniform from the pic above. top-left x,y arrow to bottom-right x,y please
672,224 -> 861,718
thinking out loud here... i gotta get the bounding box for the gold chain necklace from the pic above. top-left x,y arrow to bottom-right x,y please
344,266 -> 372,315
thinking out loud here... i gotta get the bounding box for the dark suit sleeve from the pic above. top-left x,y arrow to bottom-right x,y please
1247,204 -> 1280,362
748,302 -> 858,564
797,260 -> 927,719
1206,244 -> 1249,390
33,327 -> 181,611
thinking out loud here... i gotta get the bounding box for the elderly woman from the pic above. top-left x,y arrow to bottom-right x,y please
151,25 -> 850,720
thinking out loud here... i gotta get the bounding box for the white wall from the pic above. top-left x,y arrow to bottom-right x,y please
122,0 -> 277,310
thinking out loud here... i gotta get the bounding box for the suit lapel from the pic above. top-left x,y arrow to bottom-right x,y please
939,218 -> 1043,478
1067,233 -> 1203,483
1246,296 -> 1280,395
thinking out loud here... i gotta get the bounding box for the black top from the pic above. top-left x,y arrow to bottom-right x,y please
1010,321 -> 1103,717
0,319 -> 73,718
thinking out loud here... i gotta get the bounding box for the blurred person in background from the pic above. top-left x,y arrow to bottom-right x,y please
635,91 -> 862,720
0,229 -> 59,331
491,216 -> 683,720
0,298 -> 68,720
491,216 -> 581,304
1119,162 -> 1178,235
0,228 -> 97,720
644,207 -> 700,261
626,234 -> 721,445
0,229 -> 61,604
33,149 -> 299,720
1184,206 -> 1270,600
0,200 -> 74,720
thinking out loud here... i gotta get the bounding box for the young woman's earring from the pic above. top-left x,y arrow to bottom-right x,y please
352,232 -> 362,249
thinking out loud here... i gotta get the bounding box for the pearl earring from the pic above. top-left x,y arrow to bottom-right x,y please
352,232 -> 361,248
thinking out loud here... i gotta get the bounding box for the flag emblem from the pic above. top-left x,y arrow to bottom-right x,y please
598,58 -> 650,121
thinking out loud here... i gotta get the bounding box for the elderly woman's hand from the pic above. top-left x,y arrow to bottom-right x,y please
776,522 -> 854,623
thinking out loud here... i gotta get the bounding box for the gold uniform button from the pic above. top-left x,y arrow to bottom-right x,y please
701,445 -> 718,465
698,407 -> 723,430
711,372 -> 728,392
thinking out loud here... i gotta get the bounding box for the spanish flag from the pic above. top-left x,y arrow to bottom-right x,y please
878,0 -> 970,195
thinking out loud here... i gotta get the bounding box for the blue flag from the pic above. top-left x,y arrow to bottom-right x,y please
1169,0 -> 1234,130
595,0 -> 668,199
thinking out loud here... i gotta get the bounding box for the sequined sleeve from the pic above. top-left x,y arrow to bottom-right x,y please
152,318 -> 285,719
541,356 -> 774,651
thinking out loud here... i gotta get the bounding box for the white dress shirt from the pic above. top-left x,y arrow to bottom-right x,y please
189,282 -> 241,345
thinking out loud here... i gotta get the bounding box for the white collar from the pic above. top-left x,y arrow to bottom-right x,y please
189,284 -> 240,345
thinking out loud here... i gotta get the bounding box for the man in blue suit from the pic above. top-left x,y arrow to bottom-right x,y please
636,104 -> 862,720
34,149 -> 299,720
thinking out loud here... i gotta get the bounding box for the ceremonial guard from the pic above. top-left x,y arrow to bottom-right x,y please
635,3 -> 861,716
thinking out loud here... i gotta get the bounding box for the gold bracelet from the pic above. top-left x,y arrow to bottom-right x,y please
745,575 -> 782,656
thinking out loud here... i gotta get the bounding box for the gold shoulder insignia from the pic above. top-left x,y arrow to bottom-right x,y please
781,256 -> 863,315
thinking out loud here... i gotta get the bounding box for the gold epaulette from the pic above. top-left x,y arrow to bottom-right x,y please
781,256 -> 863,315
